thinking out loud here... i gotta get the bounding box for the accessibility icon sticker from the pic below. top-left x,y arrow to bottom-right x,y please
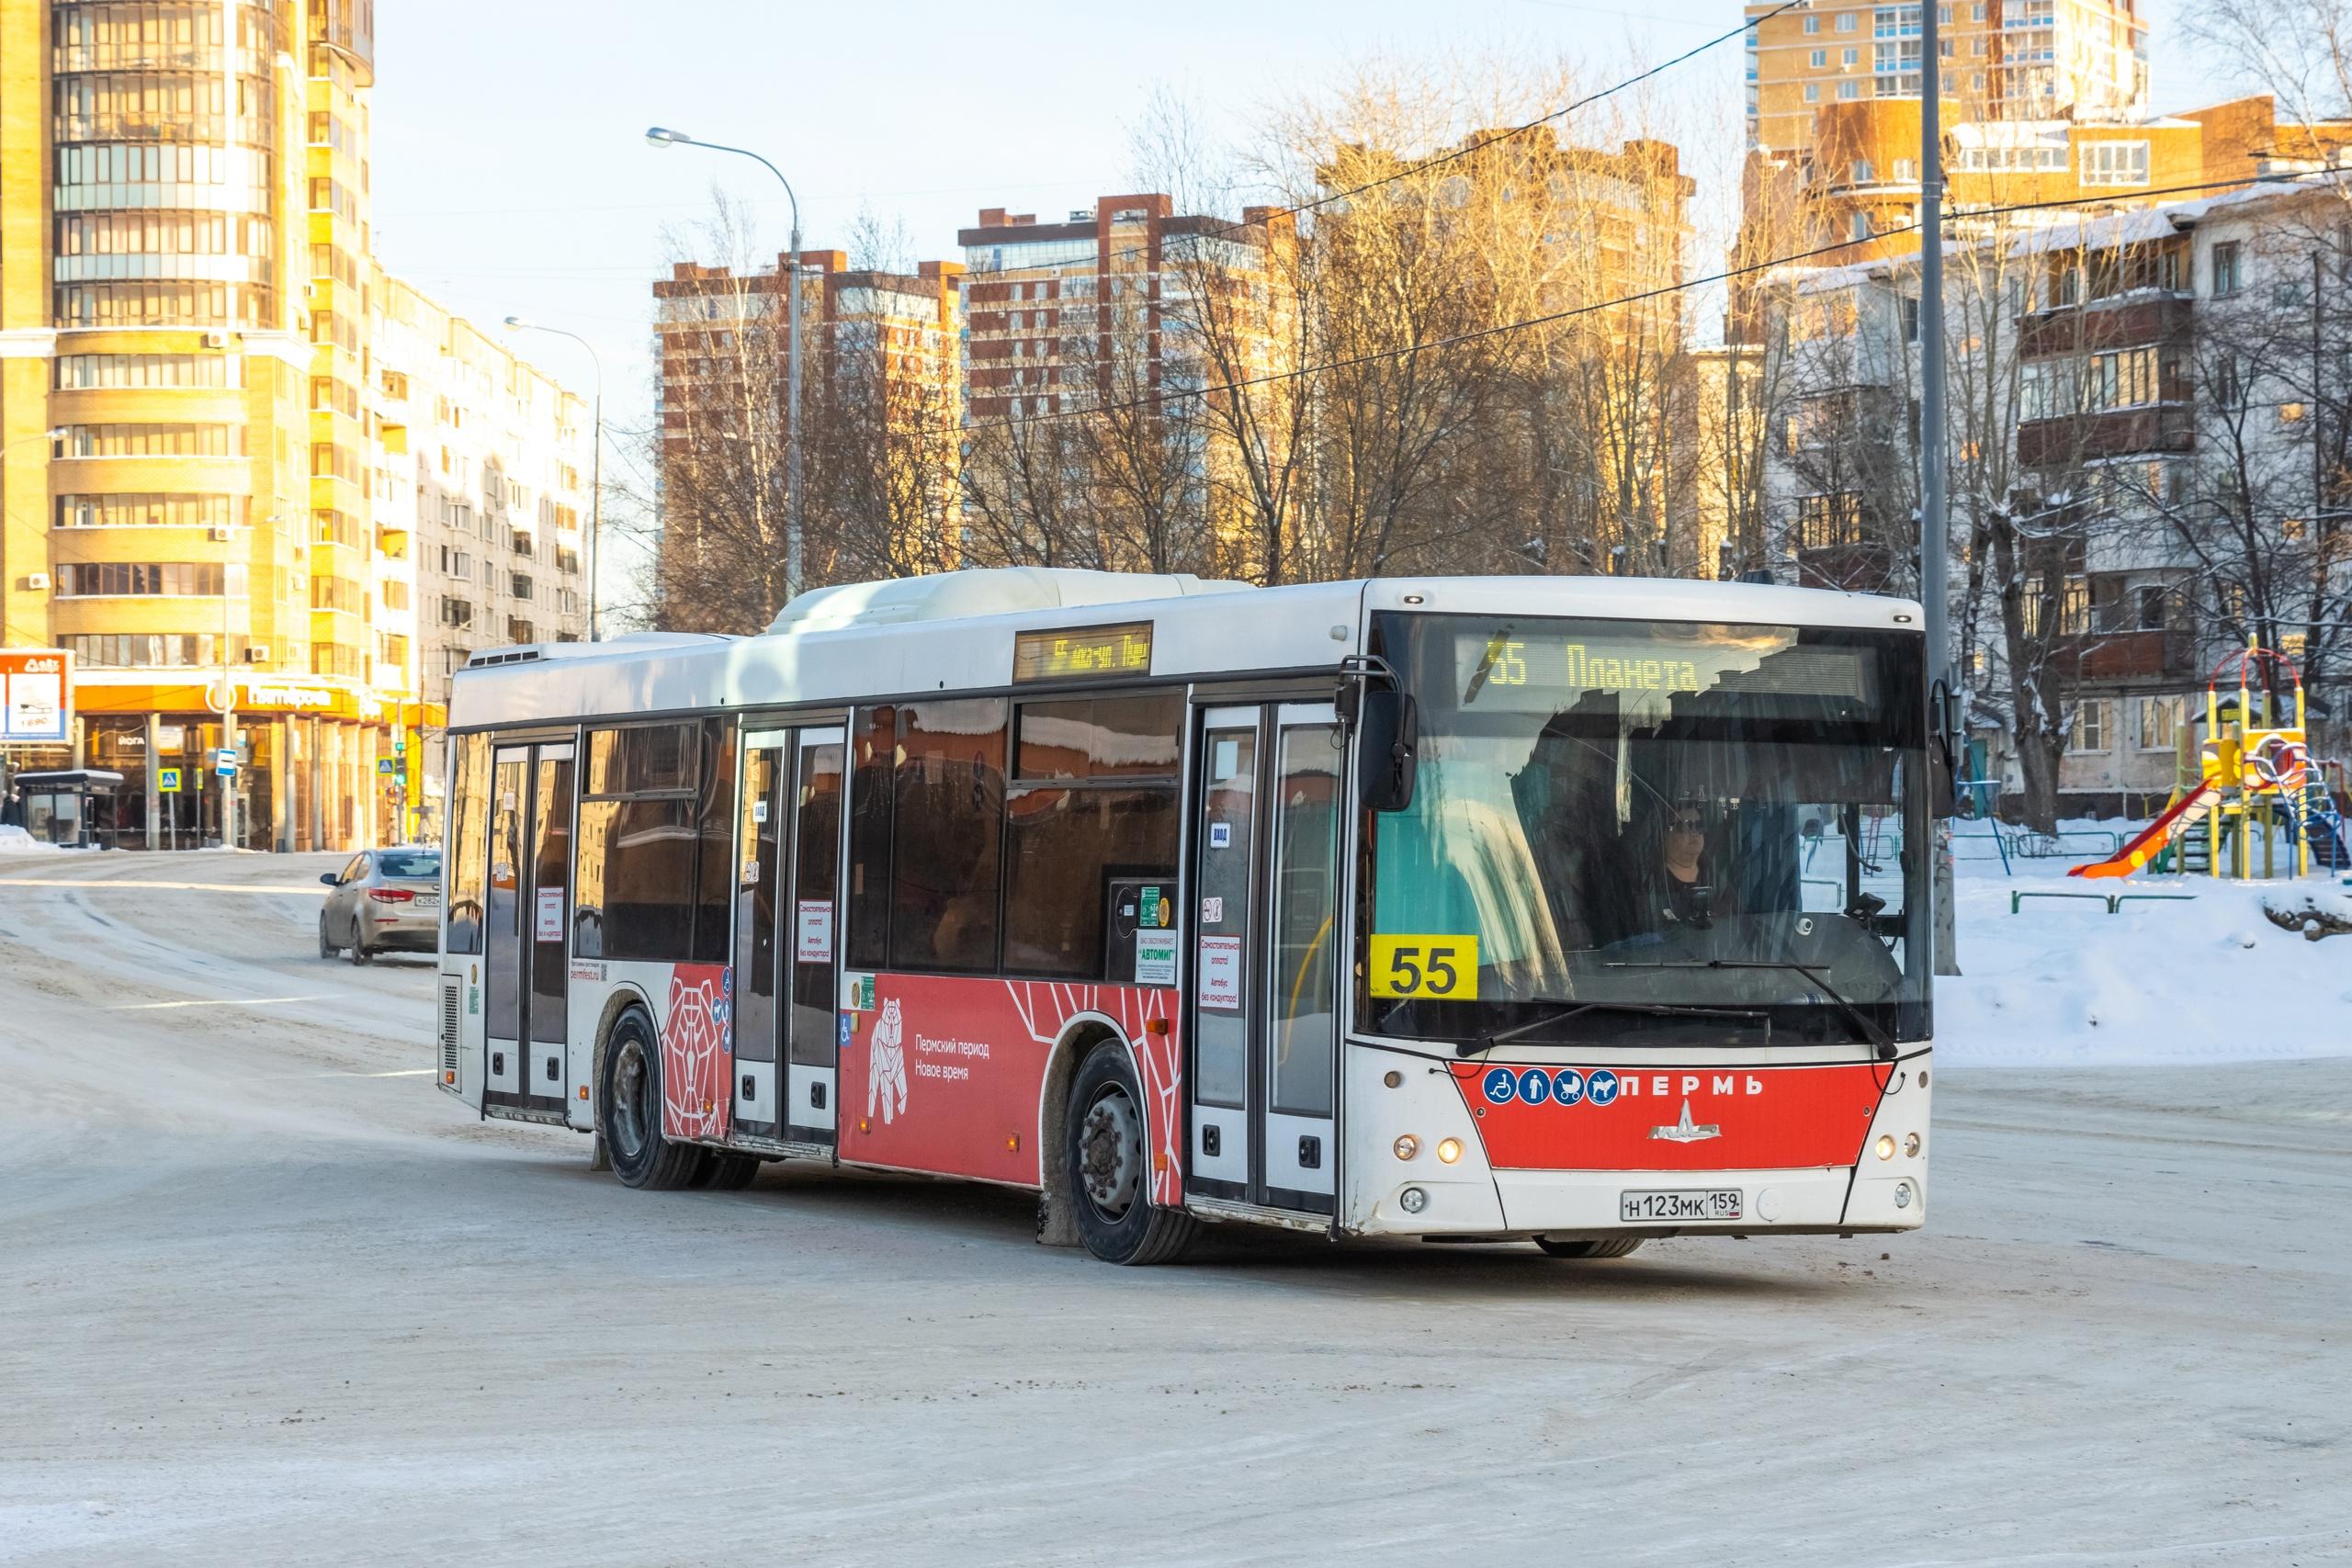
1551,1068 -> 1587,1107
1516,1067 -> 1551,1105
1482,1066 -> 1516,1105
1587,1068 -> 1621,1107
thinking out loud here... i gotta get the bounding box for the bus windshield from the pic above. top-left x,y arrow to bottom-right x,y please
1364,611 -> 1929,1047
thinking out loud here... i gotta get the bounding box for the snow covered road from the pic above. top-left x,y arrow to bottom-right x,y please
2,852 -> 2347,1566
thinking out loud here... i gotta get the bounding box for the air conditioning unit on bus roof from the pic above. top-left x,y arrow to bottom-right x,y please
763,567 -> 1251,636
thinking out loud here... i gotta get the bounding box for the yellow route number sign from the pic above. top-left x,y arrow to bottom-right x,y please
1368,934 -> 1480,999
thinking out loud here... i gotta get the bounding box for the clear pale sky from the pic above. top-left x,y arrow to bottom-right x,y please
369,0 -> 2243,446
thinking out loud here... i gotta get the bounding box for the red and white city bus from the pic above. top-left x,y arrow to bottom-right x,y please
435,568 -> 1933,1264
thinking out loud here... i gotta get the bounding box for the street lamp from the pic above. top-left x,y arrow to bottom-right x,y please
644,125 -> 806,598
504,316 -> 605,641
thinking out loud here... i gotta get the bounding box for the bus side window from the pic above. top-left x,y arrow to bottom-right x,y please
446,733 -> 491,954
846,705 -> 896,969
1002,693 -> 1182,980
691,716 -> 736,964
891,698 -> 1006,974
575,723 -> 698,962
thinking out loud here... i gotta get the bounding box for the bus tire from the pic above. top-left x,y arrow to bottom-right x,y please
1066,1040 -> 1195,1266
598,1007 -> 701,1190
1534,1236 -> 1645,1259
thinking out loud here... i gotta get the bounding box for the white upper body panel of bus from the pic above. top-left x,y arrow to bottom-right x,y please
446,567 -> 1924,732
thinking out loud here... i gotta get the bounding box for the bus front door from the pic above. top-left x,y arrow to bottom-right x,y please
732,725 -> 846,1146
1185,702 -> 1342,1216
484,739 -> 575,1115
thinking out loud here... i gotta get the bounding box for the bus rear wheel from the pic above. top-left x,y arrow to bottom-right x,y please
599,1008 -> 701,1190
1534,1236 -> 1645,1259
1066,1041 -> 1195,1266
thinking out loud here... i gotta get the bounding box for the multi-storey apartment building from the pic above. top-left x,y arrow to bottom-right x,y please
1745,0 -> 2150,157
1758,177 -> 2352,813
378,274 -> 590,839
0,3 -> 589,850
1766,93 -> 2352,256
652,248 -> 964,610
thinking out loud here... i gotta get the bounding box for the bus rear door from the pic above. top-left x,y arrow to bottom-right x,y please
483,739 -> 575,1115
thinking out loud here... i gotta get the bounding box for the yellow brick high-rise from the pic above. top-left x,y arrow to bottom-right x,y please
0,3 -> 586,851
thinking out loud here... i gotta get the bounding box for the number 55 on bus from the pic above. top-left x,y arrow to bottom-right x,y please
433,569 -> 1935,1265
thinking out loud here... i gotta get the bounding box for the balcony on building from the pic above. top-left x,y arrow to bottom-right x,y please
2017,402 -> 2194,465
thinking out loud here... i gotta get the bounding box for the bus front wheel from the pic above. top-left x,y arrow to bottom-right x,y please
599,1008 -> 701,1190
1534,1236 -> 1645,1259
1066,1041 -> 1195,1266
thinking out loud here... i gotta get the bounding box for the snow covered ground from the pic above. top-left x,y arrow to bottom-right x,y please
0,851 -> 2346,1566
1940,818 -> 2352,1067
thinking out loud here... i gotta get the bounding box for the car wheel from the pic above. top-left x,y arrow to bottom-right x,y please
346,924 -> 372,964
1066,1040 -> 1196,1266
598,1008 -> 701,1190
1533,1236 -> 1645,1259
318,912 -> 336,959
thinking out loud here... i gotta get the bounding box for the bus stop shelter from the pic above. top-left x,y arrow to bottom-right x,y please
6,769 -> 124,849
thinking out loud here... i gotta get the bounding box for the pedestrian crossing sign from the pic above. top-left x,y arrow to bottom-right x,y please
157,767 -> 183,792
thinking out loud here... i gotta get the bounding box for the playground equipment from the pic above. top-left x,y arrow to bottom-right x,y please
2072,641 -> 2349,882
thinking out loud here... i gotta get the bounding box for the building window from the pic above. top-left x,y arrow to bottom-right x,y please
1844,45 -> 1860,63
2211,241 -> 2243,296
1853,158 -> 1875,183
1894,157 -> 1917,180
2072,698 -> 2109,751
1839,79 -> 1861,98
2138,695 -> 2182,750
1851,210 -> 1872,242
1812,47 -> 1828,65
2079,141 -> 2151,187
1805,82 -> 1821,102
1838,10 -> 1860,28
1899,294 -> 1921,342
58,562 -> 239,597
1804,12 -> 1821,30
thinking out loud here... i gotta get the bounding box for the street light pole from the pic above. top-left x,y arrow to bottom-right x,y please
503,317 -> 605,641
1918,13 -> 1959,976
646,127 -> 805,599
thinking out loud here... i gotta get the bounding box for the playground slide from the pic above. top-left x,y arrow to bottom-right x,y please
2069,784 -> 2222,880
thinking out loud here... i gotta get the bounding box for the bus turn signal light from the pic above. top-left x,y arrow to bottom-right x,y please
1437,1137 -> 1463,1164
1875,1134 -> 1896,1161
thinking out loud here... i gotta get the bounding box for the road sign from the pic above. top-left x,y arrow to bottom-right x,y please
214,747 -> 238,778
157,767 -> 183,793
376,757 -> 400,775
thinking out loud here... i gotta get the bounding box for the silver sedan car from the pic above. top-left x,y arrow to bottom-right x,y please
318,846 -> 443,964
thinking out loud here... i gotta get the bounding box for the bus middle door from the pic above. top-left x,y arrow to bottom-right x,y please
731,725 -> 846,1147
484,739 -> 575,1114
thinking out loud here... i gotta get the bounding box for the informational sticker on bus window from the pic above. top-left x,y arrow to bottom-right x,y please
1367,933 -> 1479,999
797,899 -> 834,963
535,887 -> 565,942
1208,822 -> 1232,850
1197,934 -> 1243,1010
1135,929 -> 1179,987
1200,895 -> 1225,925
752,799 -> 769,824
842,972 -> 876,1011
741,856 -> 761,887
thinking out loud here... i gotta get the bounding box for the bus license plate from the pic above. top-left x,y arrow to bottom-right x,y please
1621,1189 -> 1742,1223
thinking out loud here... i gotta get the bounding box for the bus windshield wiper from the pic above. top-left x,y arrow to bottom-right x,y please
1604,959 -> 1894,1057
1456,998 -> 1772,1058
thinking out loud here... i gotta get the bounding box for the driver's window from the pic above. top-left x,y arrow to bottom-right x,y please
340,854 -> 368,885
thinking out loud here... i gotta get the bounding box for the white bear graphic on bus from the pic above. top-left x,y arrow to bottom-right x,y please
868,996 -> 909,1124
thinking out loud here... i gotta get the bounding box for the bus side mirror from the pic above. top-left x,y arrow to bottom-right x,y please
1357,689 -> 1419,813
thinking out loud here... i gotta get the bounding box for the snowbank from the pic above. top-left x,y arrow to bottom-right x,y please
1939,818 -> 2352,1067
0,825 -> 62,856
